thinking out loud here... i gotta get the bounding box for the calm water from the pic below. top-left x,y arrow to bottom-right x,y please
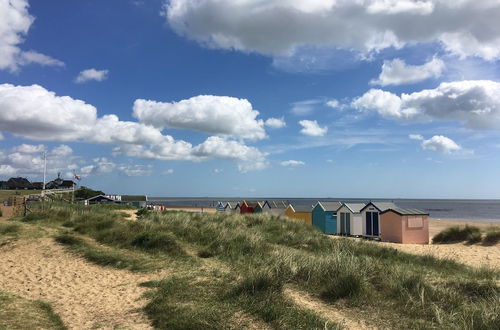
148,197 -> 500,222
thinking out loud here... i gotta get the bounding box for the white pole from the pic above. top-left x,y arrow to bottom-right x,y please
42,151 -> 47,196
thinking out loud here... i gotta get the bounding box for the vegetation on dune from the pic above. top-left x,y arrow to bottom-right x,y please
433,225 -> 500,245
12,203 -> 500,329
0,291 -> 66,330
483,227 -> 500,246
74,186 -> 105,200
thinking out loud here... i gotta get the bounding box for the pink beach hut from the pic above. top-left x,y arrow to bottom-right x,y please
380,208 -> 429,244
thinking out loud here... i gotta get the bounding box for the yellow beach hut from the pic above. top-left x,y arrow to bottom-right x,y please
284,204 -> 313,225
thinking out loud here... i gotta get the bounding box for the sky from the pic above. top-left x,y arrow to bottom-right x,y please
1,0 -> 500,199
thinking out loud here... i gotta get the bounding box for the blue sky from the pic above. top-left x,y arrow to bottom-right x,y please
1,0 -> 500,198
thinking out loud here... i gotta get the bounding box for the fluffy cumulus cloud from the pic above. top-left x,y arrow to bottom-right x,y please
371,57 -> 445,86
280,160 -> 305,167
165,0 -> 500,60
353,80 -> 500,129
420,135 -> 461,153
133,95 -> 266,140
265,117 -> 286,128
299,120 -> 328,137
0,144 -> 81,177
0,0 -> 63,71
0,84 -> 268,172
75,68 -> 109,83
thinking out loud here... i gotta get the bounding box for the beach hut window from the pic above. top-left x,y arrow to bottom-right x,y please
407,216 -> 423,228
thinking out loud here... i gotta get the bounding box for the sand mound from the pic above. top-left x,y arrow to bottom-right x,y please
0,238 -> 161,329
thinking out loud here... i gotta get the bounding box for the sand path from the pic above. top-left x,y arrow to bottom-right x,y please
0,238 -> 164,329
285,287 -> 377,330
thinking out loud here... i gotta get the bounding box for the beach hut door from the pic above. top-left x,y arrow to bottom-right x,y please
346,213 -> 350,234
365,212 -> 379,236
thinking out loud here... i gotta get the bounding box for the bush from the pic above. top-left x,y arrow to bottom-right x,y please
433,225 -> 481,244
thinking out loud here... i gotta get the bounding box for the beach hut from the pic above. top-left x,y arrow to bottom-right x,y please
233,202 -> 241,213
360,202 -> 396,238
253,202 -> 264,214
336,203 -> 366,236
380,208 -> 429,244
284,204 -> 312,225
312,201 -> 342,234
84,195 -> 116,205
240,200 -> 256,214
266,201 -> 288,216
223,202 -> 234,213
216,202 -> 226,212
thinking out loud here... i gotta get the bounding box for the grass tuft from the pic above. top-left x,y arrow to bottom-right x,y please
433,225 -> 481,244
483,228 -> 500,246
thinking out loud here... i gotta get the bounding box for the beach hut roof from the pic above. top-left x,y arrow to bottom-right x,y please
380,208 -> 429,216
315,201 -> 342,211
342,203 -> 366,213
85,195 -> 115,202
360,201 -> 396,212
289,204 -> 313,212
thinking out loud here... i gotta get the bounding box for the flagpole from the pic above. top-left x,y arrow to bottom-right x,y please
42,151 -> 47,197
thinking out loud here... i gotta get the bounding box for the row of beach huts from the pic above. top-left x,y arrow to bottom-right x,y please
216,200 -> 430,244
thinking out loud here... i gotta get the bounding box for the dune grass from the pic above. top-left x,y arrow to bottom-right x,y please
13,203 -> 500,329
55,233 -> 162,272
483,227 -> 500,246
433,225 -> 482,244
433,225 -> 500,245
0,291 -> 66,330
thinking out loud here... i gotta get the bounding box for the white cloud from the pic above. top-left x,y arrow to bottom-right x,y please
165,0 -> 500,60
291,99 -> 322,116
75,69 -> 109,83
0,0 -> 63,72
371,57 -> 445,86
191,136 -> 268,172
265,117 -> 286,128
409,134 -> 424,140
80,158 -> 116,176
0,144 -> 81,178
326,99 -> 341,108
12,144 -> 45,153
280,160 -> 305,167
352,80 -> 500,129
212,168 -> 222,174
299,120 -> 328,137
163,168 -> 174,175
0,84 -> 269,172
0,165 -> 17,176
421,135 -> 461,153
133,95 -> 266,140
118,164 -> 153,177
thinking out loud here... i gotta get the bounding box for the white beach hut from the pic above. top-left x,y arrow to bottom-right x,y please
336,203 -> 366,236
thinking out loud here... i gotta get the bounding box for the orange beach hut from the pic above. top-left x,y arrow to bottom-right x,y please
380,208 -> 429,244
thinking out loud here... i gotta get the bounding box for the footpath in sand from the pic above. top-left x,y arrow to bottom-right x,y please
0,237 -> 162,329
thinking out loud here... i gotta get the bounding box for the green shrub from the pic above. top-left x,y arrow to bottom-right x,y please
433,225 -> 481,244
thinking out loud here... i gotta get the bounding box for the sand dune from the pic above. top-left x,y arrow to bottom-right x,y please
0,238 -> 162,329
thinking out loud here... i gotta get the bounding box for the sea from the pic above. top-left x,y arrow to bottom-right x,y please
148,197 -> 500,222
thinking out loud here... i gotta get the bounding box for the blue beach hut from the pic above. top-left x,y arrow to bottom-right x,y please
312,201 -> 342,234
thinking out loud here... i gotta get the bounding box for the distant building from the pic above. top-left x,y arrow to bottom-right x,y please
84,195 -> 118,205
6,177 -> 33,190
31,182 -> 44,190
